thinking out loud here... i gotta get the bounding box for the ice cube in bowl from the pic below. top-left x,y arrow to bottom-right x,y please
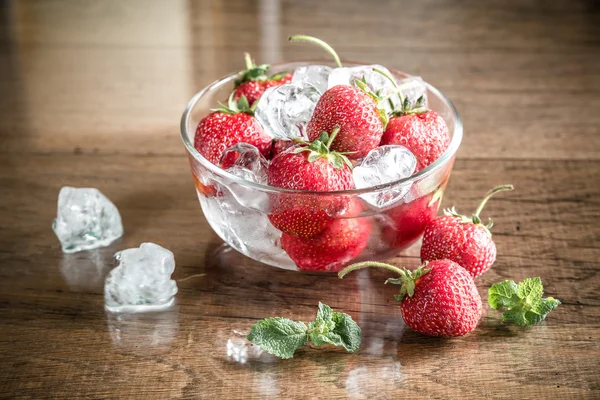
180,61 -> 462,272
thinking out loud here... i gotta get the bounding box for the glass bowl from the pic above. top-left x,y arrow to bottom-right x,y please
180,61 -> 462,272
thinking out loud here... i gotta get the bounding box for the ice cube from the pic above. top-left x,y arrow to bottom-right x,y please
254,81 -> 321,140
52,187 -> 123,253
220,143 -> 268,185
198,195 -> 296,270
397,76 -> 428,108
219,143 -> 269,210
292,65 -> 332,94
353,145 -> 417,209
104,243 -> 178,313
226,337 -> 264,364
327,65 -> 396,96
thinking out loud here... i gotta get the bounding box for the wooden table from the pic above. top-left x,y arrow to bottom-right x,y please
1,1 -> 599,398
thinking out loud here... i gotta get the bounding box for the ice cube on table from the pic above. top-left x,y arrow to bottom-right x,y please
353,145 -> 417,209
254,81 -> 321,141
292,65 -> 332,94
52,187 -> 123,253
104,243 -> 178,313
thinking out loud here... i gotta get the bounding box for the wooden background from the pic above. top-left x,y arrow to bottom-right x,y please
1,0 -> 599,398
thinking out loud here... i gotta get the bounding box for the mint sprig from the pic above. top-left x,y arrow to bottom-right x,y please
247,302 -> 361,359
488,277 -> 560,327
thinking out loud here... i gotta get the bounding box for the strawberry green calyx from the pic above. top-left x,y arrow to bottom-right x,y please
352,77 -> 389,127
213,92 -> 255,115
338,261 -> 431,301
444,184 -> 515,234
234,53 -> 289,87
293,126 -> 353,170
288,35 -> 343,68
372,67 -> 428,117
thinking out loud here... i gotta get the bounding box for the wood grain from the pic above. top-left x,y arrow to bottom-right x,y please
1,0 -> 599,399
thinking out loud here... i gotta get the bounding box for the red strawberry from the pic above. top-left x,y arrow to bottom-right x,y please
233,53 -> 292,106
421,185 -> 514,278
307,85 -> 385,159
267,127 -> 354,238
281,200 -> 371,272
339,260 -> 482,337
194,95 -> 272,165
382,186 -> 445,249
289,35 -> 385,159
380,97 -> 450,171
270,140 -> 296,159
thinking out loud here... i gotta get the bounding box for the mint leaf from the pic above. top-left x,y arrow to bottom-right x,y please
488,280 -> 519,309
329,311 -> 361,352
307,303 -> 361,353
247,318 -> 308,359
488,278 -> 560,328
248,303 -> 362,359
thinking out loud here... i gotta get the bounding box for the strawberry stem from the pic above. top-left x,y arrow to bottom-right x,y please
325,126 -> 340,149
339,262 -> 431,301
244,52 -> 254,70
338,261 -> 405,278
289,35 -> 343,68
373,68 -> 398,89
474,184 -> 514,218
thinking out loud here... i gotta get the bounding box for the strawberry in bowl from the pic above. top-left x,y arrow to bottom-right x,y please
180,35 -> 462,272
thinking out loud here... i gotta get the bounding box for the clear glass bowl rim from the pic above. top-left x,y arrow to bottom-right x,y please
180,61 -> 463,196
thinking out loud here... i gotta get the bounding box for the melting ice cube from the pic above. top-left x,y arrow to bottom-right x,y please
353,145 -> 417,209
292,65 -> 332,94
254,81 -> 321,141
52,187 -> 123,253
104,243 -> 178,313
220,143 -> 269,185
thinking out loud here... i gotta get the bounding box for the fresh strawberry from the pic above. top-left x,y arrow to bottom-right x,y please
421,185 -> 514,278
233,53 -> 292,106
339,260 -> 482,337
382,186 -> 445,249
194,94 -> 272,165
380,96 -> 450,171
307,85 -> 385,159
289,35 -> 385,159
267,127 -> 354,238
281,200 -> 371,272
270,140 -> 296,159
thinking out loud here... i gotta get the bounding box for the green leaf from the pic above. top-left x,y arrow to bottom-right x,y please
247,317 -> 308,359
308,302 -> 336,334
317,132 -> 329,143
307,303 -> 361,353
488,280 -> 519,309
517,277 -> 543,306
307,152 -> 322,163
329,311 -> 361,352
488,278 -> 560,328
501,309 -> 529,327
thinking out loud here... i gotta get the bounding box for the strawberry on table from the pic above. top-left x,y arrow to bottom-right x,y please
267,127 -> 355,238
193,94 -> 272,165
233,53 -> 292,106
421,184 -> 514,278
380,96 -> 450,172
339,260 -> 482,337
289,35 -> 386,159
281,200 -> 371,272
